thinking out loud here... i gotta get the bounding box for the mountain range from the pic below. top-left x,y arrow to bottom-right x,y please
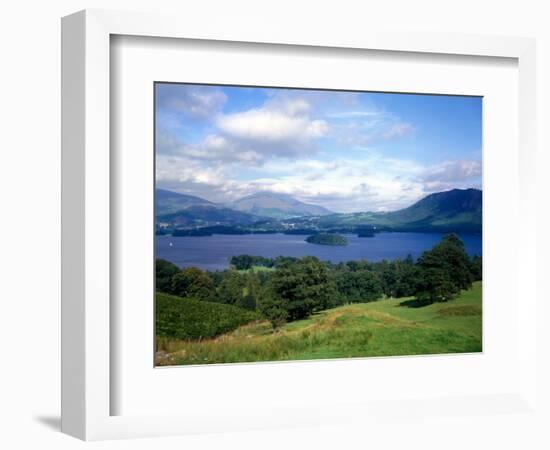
156,188 -> 332,226
156,188 -> 482,233
229,191 -> 333,219
310,188 -> 482,233
156,189 -> 262,227
380,188 -> 482,231
156,188 -> 215,215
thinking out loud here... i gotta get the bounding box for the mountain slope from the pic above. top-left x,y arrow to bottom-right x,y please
381,188 -> 482,231
156,188 -> 264,228
155,188 -> 482,233
156,188 -> 214,215
157,204 -> 262,227
308,189 -> 482,233
230,191 -> 333,219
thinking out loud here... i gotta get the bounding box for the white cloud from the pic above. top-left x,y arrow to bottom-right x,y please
267,97 -> 312,115
157,89 -> 413,168
156,150 -> 428,211
156,152 -> 482,212
156,85 -> 227,119
329,112 -> 414,147
225,156 -> 427,212
157,133 -> 264,165
325,110 -> 383,119
217,109 -> 329,142
159,95 -> 332,165
155,86 -> 481,212
421,160 -> 481,182
419,160 -> 482,193
383,122 -> 415,139
215,94 -> 330,146
156,155 -> 225,187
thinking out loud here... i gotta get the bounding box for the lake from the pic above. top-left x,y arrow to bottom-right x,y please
157,232 -> 482,271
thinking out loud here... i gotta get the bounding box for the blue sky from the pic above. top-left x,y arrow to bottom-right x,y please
155,83 -> 482,212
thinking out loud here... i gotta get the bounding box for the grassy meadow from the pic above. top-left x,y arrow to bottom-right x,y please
156,281 -> 482,366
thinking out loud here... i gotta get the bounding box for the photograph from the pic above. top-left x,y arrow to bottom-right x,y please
154,83 -> 483,366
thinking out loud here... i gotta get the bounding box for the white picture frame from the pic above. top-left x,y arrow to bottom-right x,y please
61,9 -> 538,441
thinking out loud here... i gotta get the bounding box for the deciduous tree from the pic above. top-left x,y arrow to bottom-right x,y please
171,267 -> 217,301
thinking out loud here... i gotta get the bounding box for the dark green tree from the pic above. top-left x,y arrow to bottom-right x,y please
346,260 -> 372,272
208,270 -> 225,288
257,289 -> 288,328
470,254 -> 483,281
270,256 -> 336,321
155,258 -> 180,293
378,260 -> 398,297
230,255 -> 275,270
236,273 -> 262,311
415,268 -> 458,303
274,256 -> 298,268
171,267 -> 217,301
217,271 -> 246,305
334,269 -> 383,303
415,234 -> 473,302
230,254 -> 254,270
238,292 -> 257,311
392,256 -> 421,298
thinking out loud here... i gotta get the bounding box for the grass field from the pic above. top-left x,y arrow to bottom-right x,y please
156,281 -> 482,366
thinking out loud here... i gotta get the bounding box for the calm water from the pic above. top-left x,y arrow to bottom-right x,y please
157,232 -> 482,271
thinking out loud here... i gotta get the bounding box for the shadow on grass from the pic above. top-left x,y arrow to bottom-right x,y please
398,298 -> 434,308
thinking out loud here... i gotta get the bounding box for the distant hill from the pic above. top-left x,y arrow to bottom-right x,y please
157,204 -> 262,228
229,191 -> 333,219
156,188 -> 264,228
156,188 -> 214,215
313,188 -> 482,233
381,188 -> 482,231
156,188 -> 482,233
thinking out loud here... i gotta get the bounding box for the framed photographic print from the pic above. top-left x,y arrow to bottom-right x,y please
62,9 -> 539,442
153,82 -> 483,367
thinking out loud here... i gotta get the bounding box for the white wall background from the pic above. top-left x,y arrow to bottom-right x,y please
0,1 -> 548,449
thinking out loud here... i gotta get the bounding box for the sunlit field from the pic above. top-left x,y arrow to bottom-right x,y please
156,282 -> 482,366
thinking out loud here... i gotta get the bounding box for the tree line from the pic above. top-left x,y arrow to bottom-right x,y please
156,234 -> 482,328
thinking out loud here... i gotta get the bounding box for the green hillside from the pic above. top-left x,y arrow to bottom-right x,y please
314,188 -> 482,233
156,292 -> 259,340
380,188 -> 482,232
156,282 -> 482,366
